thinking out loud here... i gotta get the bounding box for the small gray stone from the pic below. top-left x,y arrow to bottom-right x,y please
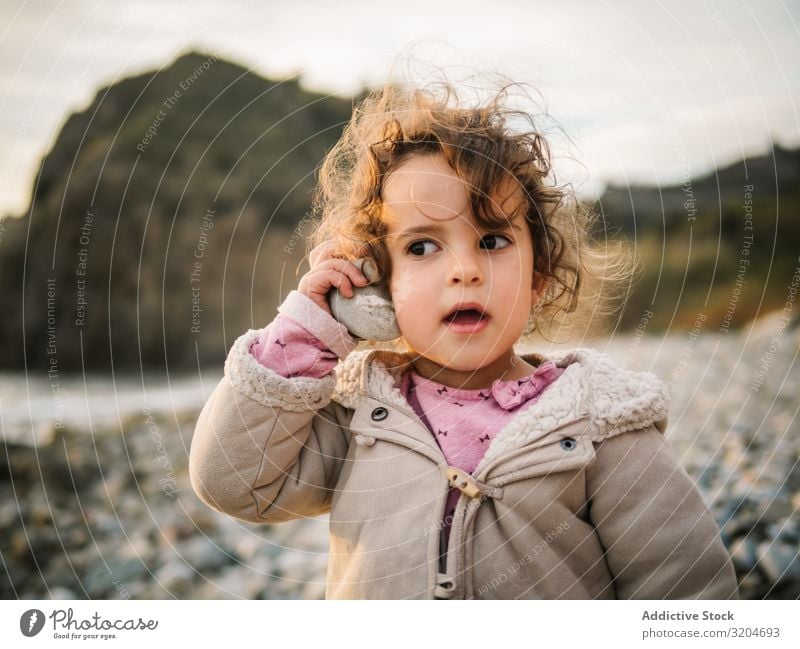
174,536 -> 231,572
83,558 -> 145,596
756,541 -> 800,583
47,586 -> 77,599
328,258 -> 400,341
209,566 -> 262,599
730,537 -> 757,571
156,560 -> 195,591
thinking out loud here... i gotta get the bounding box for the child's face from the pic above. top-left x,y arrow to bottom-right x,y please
383,153 -> 543,372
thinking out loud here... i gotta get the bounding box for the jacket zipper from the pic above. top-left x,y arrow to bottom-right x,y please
438,508 -> 448,574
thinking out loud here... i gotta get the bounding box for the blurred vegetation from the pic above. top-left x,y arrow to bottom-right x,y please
0,49 -> 797,371
597,144 -> 800,333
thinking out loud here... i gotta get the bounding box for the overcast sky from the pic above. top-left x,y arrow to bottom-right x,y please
1,0 -> 798,217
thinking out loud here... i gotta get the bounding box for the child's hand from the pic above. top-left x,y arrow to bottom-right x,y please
298,241 -> 371,317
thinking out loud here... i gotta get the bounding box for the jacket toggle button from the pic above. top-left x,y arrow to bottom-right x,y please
434,572 -> 456,599
370,406 -> 388,421
560,437 -> 577,451
445,467 -> 483,499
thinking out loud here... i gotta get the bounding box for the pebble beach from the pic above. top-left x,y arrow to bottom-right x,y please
1,311 -> 797,600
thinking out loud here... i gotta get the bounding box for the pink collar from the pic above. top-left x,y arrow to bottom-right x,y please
406,360 -> 564,411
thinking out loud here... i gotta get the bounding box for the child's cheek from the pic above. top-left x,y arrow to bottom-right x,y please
389,268 -> 415,312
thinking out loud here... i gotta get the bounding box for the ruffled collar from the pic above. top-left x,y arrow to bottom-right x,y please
406,360 -> 564,411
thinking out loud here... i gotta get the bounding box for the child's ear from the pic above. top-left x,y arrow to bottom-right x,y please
531,271 -> 546,304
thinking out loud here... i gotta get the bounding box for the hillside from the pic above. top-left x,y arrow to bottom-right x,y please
0,51 -> 355,371
597,144 -> 800,332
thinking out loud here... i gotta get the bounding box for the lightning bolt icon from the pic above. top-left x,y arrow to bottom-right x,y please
28,611 -> 38,632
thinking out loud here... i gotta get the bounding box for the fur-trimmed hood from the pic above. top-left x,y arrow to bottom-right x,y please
331,346 -> 671,466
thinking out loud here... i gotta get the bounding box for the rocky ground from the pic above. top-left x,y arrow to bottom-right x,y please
1,312 -> 798,599
602,310 -> 800,599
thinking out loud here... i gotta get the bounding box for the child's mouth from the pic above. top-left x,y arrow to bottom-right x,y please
443,308 -> 491,333
445,308 -> 486,324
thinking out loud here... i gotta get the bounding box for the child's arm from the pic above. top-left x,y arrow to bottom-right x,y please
586,426 -> 740,599
249,292 -> 354,379
189,244 -> 370,524
188,291 -> 358,523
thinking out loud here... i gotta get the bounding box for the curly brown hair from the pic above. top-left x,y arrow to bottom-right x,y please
308,76 -> 637,344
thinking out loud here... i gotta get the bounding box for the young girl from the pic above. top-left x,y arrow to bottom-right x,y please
189,79 -> 739,600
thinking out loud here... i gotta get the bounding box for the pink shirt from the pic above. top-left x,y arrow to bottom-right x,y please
250,291 -> 564,555
400,362 -> 563,550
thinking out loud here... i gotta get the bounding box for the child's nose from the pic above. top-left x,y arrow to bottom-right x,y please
446,250 -> 484,285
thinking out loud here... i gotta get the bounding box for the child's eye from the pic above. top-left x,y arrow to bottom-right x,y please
480,234 -> 512,250
407,240 -> 440,256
